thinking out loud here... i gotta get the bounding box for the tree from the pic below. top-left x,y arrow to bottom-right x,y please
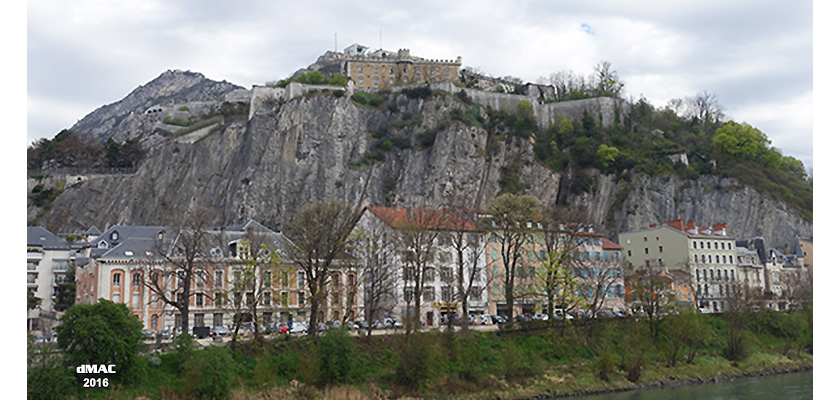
393,207 -> 444,334
486,193 -> 542,321
687,91 -> 725,127
712,121 -> 770,160
593,61 -> 624,97
28,291 -> 41,310
441,204 -> 488,333
722,282 -> 762,362
662,306 -> 710,366
145,206 -> 216,336
352,222 -> 399,338
626,265 -> 673,339
532,205 -> 588,319
56,300 -> 144,384
284,200 -> 360,337
53,262 -> 76,311
229,229 -> 290,342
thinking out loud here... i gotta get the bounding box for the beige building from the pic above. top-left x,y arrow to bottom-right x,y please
484,222 -> 625,317
343,45 -> 461,90
76,221 -> 361,333
619,220 -> 737,312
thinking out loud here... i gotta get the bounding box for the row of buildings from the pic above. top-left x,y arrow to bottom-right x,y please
27,207 -> 812,335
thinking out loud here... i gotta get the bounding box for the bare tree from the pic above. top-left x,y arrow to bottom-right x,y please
626,264 -> 674,339
351,223 -> 399,337
393,207 -> 443,334
145,206 -> 216,336
593,61 -> 624,97
283,200 -> 361,337
441,206 -> 488,333
686,91 -> 725,126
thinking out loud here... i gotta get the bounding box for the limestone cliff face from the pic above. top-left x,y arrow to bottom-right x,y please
34,90 -> 811,248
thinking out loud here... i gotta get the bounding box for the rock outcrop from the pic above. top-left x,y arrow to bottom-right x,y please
31,80 -> 812,248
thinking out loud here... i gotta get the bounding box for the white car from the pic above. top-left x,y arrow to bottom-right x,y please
289,322 -> 308,334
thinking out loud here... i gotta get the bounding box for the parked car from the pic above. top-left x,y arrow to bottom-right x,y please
193,326 -> 211,339
491,315 -> 507,324
356,320 -> 369,330
317,322 -> 328,331
372,320 -> 387,329
345,321 -> 359,330
158,328 -> 172,340
211,326 -> 231,337
513,315 -> 531,323
384,318 -> 403,329
533,313 -> 549,321
595,310 -> 615,319
290,322 -> 307,334
141,329 -> 155,340
479,314 -> 493,325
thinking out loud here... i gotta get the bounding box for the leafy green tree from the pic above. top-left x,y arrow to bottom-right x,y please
712,121 -> 769,160
56,300 -> 144,384
327,74 -> 348,86
597,144 -> 620,168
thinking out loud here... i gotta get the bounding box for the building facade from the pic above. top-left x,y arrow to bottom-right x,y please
484,222 -> 625,318
356,206 -> 489,328
619,220 -> 737,312
344,46 -> 461,90
27,227 -> 88,333
75,221 -> 361,333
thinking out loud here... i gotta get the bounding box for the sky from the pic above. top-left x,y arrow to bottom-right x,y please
24,0 -> 816,171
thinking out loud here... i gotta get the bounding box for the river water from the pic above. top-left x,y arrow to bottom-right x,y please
568,370 -> 812,400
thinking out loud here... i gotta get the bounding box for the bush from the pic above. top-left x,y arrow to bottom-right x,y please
401,86 -> 432,99
318,328 -> 359,385
181,346 -> 236,399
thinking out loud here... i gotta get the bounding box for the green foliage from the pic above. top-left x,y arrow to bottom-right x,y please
181,346 -> 236,399
27,336 -> 77,400
318,328 -> 360,385
597,144 -> 620,168
53,262 -> 75,311
178,105 -> 190,111
351,91 -> 385,109
56,299 -> 144,384
327,74 -> 348,86
401,86 -> 433,99
163,114 -> 191,126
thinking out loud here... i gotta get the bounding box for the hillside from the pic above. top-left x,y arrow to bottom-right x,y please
26,70 -> 812,248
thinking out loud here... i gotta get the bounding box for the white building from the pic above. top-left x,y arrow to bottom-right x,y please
355,206 -> 489,327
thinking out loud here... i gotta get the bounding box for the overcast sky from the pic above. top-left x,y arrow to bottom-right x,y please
26,0 -> 815,170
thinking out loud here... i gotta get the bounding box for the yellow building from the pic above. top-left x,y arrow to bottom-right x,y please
344,47 -> 461,90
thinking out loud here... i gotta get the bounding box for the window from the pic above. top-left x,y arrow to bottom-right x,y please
441,286 -> 453,302
491,249 -> 498,260
695,254 -> 699,263
215,292 -> 224,307
111,231 -> 119,241
659,245 -> 663,253
729,255 -> 733,264
358,66 -> 363,73
151,314 -> 159,331
700,242 -> 704,249
131,292 -> 139,308
112,292 -> 120,303
645,247 -> 649,254
196,293 -> 204,307
113,273 -> 121,287
714,242 -> 719,249
374,66 -> 378,74
628,250 -> 632,257
440,268 -> 452,281
133,273 -> 141,287
423,287 -> 435,302
263,292 -> 271,306
214,313 -> 223,327
693,241 -> 697,249
195,313 -> 204,328
716,255 -> 720,263
470,286 -> 482,300
215,270 -> 223,288
246,293 -> 254,306
424,269 -> 435,282
298,271 -> 306,288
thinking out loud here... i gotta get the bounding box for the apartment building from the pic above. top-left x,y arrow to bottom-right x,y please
484,221 -> 625,317
27,227 -> 88,333
355,206 -> 488,327
75,220 -> 361,333
619,220 -> 737,312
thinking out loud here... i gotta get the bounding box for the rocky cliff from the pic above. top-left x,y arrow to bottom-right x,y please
29,74 -> 812,248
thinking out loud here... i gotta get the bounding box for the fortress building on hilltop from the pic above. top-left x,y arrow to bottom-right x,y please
342,43 -> 461,90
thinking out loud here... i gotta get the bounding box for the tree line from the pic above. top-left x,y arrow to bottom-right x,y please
27,129 -> 145,172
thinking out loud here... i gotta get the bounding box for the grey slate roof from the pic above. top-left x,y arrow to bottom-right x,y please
27,227 -> 69,250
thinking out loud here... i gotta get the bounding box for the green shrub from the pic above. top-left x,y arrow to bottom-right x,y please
318,329 -> 359,385
181,346 -> 236,399
401,86 -> 432,99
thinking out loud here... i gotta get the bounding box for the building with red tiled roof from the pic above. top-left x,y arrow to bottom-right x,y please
619,219 -> 738,312
356,206 -> 489,327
